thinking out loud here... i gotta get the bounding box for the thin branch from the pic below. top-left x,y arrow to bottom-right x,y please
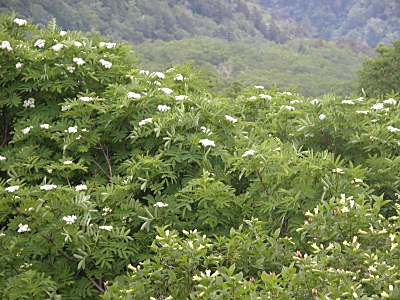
99,142 -> 113,178
87,275 -> 105,294
255,170 -> 269,195
91,158 -> 112,180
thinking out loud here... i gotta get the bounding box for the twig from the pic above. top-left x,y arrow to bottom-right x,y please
91,158 -> 112,180
87,275 -> 105,293
99,142 -> 113,178
255,170 -> 269,195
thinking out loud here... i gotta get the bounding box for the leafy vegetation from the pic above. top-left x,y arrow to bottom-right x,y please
357,41 -> 400,97
1,14 -> 400,299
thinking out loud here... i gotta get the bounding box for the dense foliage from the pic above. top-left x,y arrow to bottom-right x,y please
259,0 -> 400,47
356,41 -> 400,97
1,14 -> 400,299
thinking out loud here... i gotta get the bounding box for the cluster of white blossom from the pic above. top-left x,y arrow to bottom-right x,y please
175,95 -> 187,101
5,185 -> 19,192
138,118 -> 153,126
0,155 -> 6,161
151,71 -> 165,79
13,18 -> 27,26
99,42 -> 116,48
225,115 -> 237,123
199,139 -> 215,147
80,96 -> 93,102
73,41 -> 82,48
242,149 -> 255,157
259,94 -> 272,100
62,215 -> 77,225
157,105 -> 171,112
23,98 -> 35,108
51,43 -> 64,52
99,225 -> 113,231
75,184 -> 87,191
40,124 -> 51,129
159,87 -> 173,94
73,57 -> 85,66
16,62 -> 23,69
342,100 -> 355,105
174,74 -> 184,81
1,40 -> 13,51
99,59 -> 112,69
34,39 -> 45,48
127,92 -> 141,99
40,184 -> 57,191
22,126 -> 33,134
18,224 -> 30,233
154,202 -> 168,208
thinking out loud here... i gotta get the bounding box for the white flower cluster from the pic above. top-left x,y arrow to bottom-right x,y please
73,57 -> 85,66
174,74 -> 184,81
5,185 -> 19,192
342,100 -> 354,105
62,215 -> 77,225
63,160 -> 73,165
66,126 -> 78,133
67,66 -> 75,73
154,202 -> 168,208
282,105 -> 295,111
199,139 -> 215,147
127,92 -> 141,99
60,30 -> 67,36
371,103 -> 384,110
158,105 -> 171,112
1,40 -> 13,51
259,94 -> 272,100
159,87 -> 173,94
332,168 -> 344,174
102,206 -> 112,215
383,98 -> 397,105
40,124 -> 51,129
201,126 -> 212,135
13,18 -> 27,26
34,39 -> 45,48
75,184 -> 87,191
225,115 -> 237,123
99,59 -> 112,69
40,184 -> 57,191
139,70 -> 149,75
99,42 -> 116,48
175,95 -> 187,101
80,96 -> 93,102
99,225 -> 113,231
0,155 -> 6,161
356,110 -> 369,115
151,71 -> 165,79
18,224 -> 30,233
16,62 -> 23,69
73,41 -> 82,48
23,98 -> 35,108
387,125 -> 400,133
139,118 -> 153,126
22,126 -> 33,134
51,43 -> 64,52
242,149 -> 255,157
319,114 -> 326,120
254,85 -> 264,89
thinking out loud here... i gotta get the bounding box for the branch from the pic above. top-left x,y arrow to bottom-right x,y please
91,158 -> 112,180
98,142 -> 113,178
87,275 -> 105,294
255,170 -> 269,195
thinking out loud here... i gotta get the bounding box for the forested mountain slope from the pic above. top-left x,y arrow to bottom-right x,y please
0,0 -> 300,44
0,0 -> 368,96
258,0 -> 400,47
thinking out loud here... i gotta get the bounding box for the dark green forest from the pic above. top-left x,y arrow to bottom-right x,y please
0,0 -> 372,97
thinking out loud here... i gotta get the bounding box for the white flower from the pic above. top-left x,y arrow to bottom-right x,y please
341,206 -> 349,213
157,105 -> 171,112
67,126 -> 78,133
273,147 -> 281,152
174,74 -> 184,81
23,98 -> 35,108
248,96 -> 257,100
17,224 -> 30,233
40,184 -> 57,191
290,100 -> 301,104
14,18 -> 27,26
388,125 -> 400,133
254,85 -> 264,89
242,149 -> 255,157
1,40 -> 13,51
0,155 -> 6,161
384,98 -> 397,105
67,66 -> 75,73
16,62 -> 23,69
40,124 -> 51,129
282,91 -> 292,95
175,95 -> 187,101
51,43 -> 64,52
62,215 -> 77,225
5,185 -> 19,192
151,71 -> 165,79
61,105 -> 70,111
371,103 -> 384,110
259,94 -> 272,100
159,87 -> 173,94
319,114 -> 326,120
355,97 -> 364,102
60,30 -> 67,36
139,118 -> 153,126
332,168 -> 344,174
99,59 -> 112,69
139,69 -> 149,75
356,110 -> 369,114
201,126 -> 212,135
99,225 -> 113,231
310,99 -> 319,105
79,96 -> 93,102
81,128 -> 88,132
99,42 -> 116,48
154,202 -> 168,208
73,41 -> 82,48
199,139 -> 215,147
34,39 -> 45,48
21,126 -> 33,134
342,100 -> 354,105
63,160 -> 73,165
75,184 -> 87,191
353,178 -> 363,183
73,57 -> 85,66
225,115 -> 237,123
283,105 -> 295,111
127,92 -> 141,99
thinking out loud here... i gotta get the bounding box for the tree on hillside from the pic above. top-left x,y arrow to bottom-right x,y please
356,40 -> 400,97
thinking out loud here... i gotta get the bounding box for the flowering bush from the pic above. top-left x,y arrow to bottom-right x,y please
0,14 -> 400,299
